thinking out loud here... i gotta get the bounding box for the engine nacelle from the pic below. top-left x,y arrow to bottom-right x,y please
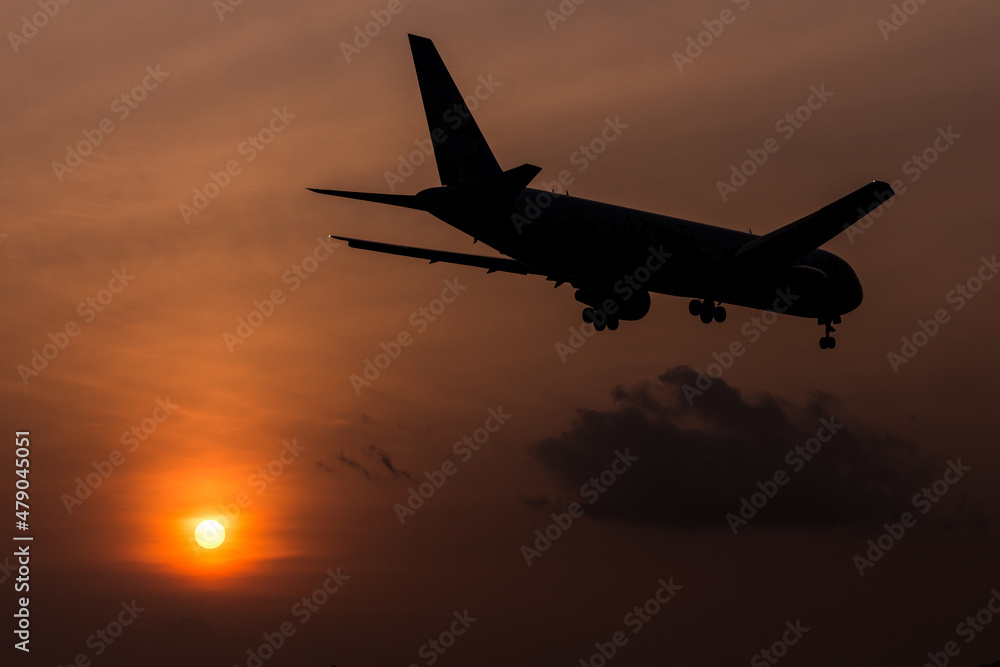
574,288 -> 651,321
782,264 -> 831,293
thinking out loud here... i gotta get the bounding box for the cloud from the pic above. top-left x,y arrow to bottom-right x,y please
335,446 -> 414,482
367,445 -> 415,481
337,451 -> 373,479
529,366 -> 936,530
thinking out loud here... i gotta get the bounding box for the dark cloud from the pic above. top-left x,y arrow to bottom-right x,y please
517,490 -> 553,511
337,450 -> 373,479
367,445 -> 415,481
335,446 -> 414,482
530,366 -> 938,530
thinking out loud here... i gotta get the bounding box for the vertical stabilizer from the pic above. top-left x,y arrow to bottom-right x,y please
408,34 -> 503,186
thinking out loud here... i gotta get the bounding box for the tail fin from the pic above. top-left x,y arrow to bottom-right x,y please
408,34 -> 503,187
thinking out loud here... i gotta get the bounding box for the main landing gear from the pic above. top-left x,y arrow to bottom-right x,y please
582,307 -> 619,332
688,298 -> 726,324
819,317 -> 838,349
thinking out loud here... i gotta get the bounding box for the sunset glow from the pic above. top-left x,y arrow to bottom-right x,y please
3,2 -> 998,666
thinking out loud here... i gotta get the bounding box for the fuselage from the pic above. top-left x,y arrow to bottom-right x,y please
423,186 -> 862,320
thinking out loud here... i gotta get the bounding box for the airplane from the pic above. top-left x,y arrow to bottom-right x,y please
310,34 -> 895,349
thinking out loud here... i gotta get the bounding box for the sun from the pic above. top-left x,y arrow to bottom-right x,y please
194,519 -> 226,549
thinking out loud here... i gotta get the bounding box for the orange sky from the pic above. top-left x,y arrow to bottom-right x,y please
2,0 -> 1000,665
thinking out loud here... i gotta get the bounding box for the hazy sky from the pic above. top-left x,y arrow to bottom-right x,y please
2,0 -> 999,665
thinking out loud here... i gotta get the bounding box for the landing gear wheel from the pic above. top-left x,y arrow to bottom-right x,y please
693,298 -> 722,324
607,317 -> 619,331
819,318 -> 838,350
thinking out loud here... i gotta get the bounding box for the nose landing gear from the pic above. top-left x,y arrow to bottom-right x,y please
819,317 -> 838,349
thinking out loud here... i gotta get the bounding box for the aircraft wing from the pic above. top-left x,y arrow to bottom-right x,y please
330,235 -> 573,283
729,181 -> 895,267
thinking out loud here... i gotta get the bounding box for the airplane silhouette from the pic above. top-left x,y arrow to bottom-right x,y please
311,34 -> 895,349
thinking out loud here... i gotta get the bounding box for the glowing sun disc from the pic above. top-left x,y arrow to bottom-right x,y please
194,520 -> 226,549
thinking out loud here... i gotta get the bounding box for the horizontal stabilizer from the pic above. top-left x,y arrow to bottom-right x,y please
307,188 -> 426,211
731,181 -> 895,266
